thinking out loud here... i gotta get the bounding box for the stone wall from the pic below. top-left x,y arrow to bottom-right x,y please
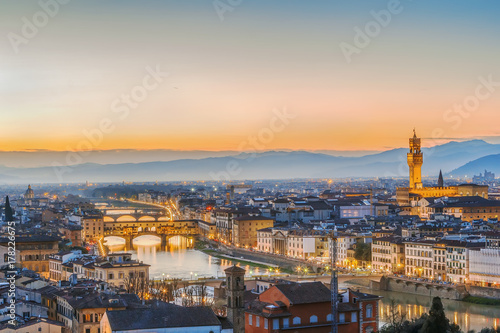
375,276 -> 468,300
468,285 -> 500,299
218,246 -> 314,272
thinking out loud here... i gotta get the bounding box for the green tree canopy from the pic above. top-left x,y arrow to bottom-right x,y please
354,242 -> 371,262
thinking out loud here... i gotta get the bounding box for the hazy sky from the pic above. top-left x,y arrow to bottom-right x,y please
1,0 -> 500,152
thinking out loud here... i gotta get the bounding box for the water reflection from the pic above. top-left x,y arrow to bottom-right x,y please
346,284 -> 500,332
105,235 -> 267,280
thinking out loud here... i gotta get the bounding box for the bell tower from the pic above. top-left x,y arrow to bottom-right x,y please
407,129 -> 423,189
225,265 -> 246,333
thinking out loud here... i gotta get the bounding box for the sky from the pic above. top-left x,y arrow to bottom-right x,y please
1,0 -> 500,152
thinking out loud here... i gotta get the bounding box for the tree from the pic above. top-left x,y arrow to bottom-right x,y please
380,299 -> 407,333
355,242 -> 371,262
420,297 -> 451,333
4,196 -> 13,222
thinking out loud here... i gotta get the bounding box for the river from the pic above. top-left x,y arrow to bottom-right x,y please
105,235 -> 500,332
105,235 -> 270,279
341,283 -> 500,332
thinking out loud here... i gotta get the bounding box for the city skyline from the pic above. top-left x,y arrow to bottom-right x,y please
2,0 -> 500,152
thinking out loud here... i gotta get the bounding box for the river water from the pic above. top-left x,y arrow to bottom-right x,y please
105,235 -> 268,279
105,235 -> 500,332
341,283 -> 500,332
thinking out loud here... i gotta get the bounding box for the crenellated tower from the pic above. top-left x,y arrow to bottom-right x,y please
407,129 -> 423,189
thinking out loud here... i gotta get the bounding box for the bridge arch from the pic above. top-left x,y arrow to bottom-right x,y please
138,216 -> 156,222
117,215 -> 137,222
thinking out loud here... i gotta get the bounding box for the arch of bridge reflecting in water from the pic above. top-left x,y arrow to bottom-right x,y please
104,235 -> 267,280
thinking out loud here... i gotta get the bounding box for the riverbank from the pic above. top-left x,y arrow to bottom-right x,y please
196,240 -> 296,274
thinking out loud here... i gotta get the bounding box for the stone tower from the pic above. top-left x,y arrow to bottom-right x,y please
407,129 -> 423,189
225,265 -> 246,333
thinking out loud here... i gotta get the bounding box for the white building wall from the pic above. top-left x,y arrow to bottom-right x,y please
469,248 -> 500,284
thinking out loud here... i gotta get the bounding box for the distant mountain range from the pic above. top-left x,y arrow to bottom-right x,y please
0,140 -> 498,184
449,154 -> 500,177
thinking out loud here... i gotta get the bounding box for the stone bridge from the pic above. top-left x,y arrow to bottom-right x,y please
103,219 -> 200,250
374,275 -> 469,300
102,207 -> 173,223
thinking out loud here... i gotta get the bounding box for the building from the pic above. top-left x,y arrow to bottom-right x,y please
0,235 -> 60,278
232,216 -> 274,248
432,242 -> 447,281
244,281 -> 381,333
226,265 -> 246,333
198,220 -> 216,240
427,196 -> 500,222
100,304 -> 232,333
60,225 -> 84,247
257,228 -> 329,259
396,130 -> 488,205
445,241 -> 484,284
55,288 -> 134,333
49,250 -> 82,281
93,253 -> 150,289
0,318 -> 64,333
83,213 -> 104,243
213,207 -> 261,243
469,247 -> 500,286
371,237 -> 405,274
404,240 -> 434,279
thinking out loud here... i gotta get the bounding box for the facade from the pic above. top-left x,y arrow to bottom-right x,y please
225,265 -> 246,333
49,251 -> 82,281
232,216 -> 274,248
396,131 -> 489,206
60,225 -> 84,247
337,234 -> 359,267
198,220 -> 216,240
94,257 -> 150,289
0,235 -> 60,278
469,247 -> 500,286
432,242 -> 447,281
404,240 -> 434,279
245,282 -> 381,333
56,289 -> 131,333
256,228 -> 329,259
444,241 -> 484,283
83,214 -> 104,243
371,237 -> 404,274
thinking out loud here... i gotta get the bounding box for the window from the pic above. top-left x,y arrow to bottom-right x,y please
366,304 -> 373,318
248,314 -> 252,325
283,317 -> 289,328
273,319 -> 280,329
256,316 -> 260,327
293,316 -> 301,325
264,318 -> 268,329
339,313 -> 345,323
352,312 -> 358,322
310,315 -> 318,323
327,313 -> 333,322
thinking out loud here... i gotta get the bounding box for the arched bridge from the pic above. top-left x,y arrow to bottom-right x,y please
103,219 -> 200,250
102,207 -> 173,223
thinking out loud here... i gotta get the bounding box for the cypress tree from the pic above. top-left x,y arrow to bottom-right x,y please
4,196 -> 13,222
420,297 -> 449,333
